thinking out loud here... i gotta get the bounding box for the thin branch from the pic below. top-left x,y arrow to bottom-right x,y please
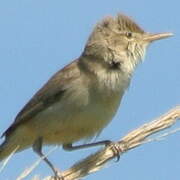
17,146 -> 58,180
31,106 -> 180,180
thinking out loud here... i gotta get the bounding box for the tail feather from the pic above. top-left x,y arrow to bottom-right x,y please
0,140 -> 19,161
0,124 -> 36,161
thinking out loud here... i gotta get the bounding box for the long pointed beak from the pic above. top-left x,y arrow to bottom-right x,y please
143,32 -> 173,42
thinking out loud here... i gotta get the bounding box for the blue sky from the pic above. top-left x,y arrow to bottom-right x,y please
0,0 -> 179,179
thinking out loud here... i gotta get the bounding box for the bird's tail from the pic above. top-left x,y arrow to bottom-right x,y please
0,139 -> 19,161
0,125 -> 36,161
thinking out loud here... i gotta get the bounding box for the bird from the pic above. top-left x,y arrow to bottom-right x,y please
0,13 -> 172,178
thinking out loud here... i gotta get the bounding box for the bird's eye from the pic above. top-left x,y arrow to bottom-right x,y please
126,32 -> 133,38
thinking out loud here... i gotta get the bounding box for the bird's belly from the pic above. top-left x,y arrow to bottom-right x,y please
29,94 -> 121,144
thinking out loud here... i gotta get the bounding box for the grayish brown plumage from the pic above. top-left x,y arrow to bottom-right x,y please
0,13 -> 172,178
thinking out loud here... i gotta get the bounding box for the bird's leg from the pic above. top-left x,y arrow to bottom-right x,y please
32,137 -> 61,179
63,140 -> 112,151
63,140 -> 124,161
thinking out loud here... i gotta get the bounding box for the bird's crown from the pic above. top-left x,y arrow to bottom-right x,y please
96,14 -> 145,35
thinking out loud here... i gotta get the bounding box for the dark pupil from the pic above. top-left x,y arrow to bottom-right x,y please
127,32 -> 132,38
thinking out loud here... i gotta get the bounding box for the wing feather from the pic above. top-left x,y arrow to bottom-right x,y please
3,60 -> 80,137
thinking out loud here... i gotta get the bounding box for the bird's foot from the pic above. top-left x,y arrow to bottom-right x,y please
106,141 -> 125,162
51,168 -> 64,180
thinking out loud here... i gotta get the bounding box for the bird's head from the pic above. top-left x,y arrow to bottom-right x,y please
83,14 -> 172,75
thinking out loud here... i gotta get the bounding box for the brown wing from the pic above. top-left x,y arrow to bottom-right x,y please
2,60 -> 80,137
